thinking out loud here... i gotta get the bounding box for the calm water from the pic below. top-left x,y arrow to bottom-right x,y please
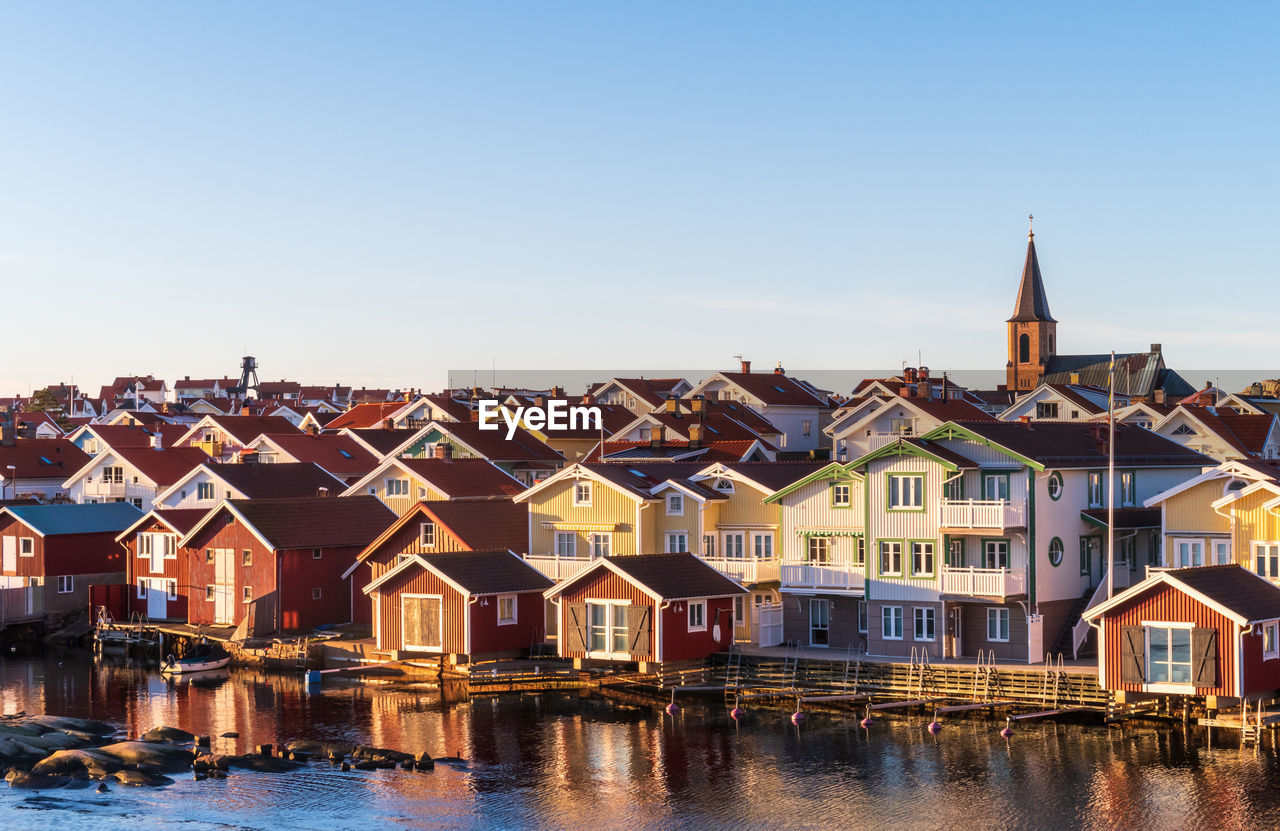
2,650 -> 1280,830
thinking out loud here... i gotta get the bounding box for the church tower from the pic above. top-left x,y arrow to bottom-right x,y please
1006,217 -> 1057,391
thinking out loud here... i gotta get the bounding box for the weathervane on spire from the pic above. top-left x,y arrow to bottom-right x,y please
1028,213 -> 1034,240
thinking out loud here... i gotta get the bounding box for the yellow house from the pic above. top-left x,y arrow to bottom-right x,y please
341,456 -> 526,515
1145,459 -> 1280,570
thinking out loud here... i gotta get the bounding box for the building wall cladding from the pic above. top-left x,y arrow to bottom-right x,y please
123,520 -> 189,621
557,570 -> 651,660
1102,582 -> 1236,697
366,515 -> 472,584
186,520 -> 274,629
867,600 -> 944,659
374,566 -> 468,654
782,592 -> 864,651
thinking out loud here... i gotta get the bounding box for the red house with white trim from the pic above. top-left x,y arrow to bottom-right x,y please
179,496 -> 394,635
545,553 -> 746,668
1084,565 -> 1280,702
116,508 -> 207,621
363,549 -> 552,661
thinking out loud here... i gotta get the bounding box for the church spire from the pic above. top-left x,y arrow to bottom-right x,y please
1007,214 -> 1055,323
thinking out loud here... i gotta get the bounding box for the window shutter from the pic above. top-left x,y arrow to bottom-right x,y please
567,603 -> 589,653
1192,628 -> 1218,688
1120,625 -> 1145,684
627,605 -> 652,656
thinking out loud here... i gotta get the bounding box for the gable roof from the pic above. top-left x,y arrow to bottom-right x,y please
204,462 -> 345,499
1084,565 -> 1280,626
342,427 -> 422,457
1,502 -> 142,536
0,438 -> 90,481
546,553 -> 746,602
252,433 -> 378,479
396,458 -> 525,498
926,421 -> 1213,469
83,422 -> 189,450
1165,407 -> 1277,458
184,495 -> 394,550
326,402 -> 407,430
415,420 -> 565,463
711,461 -> 829,492
592,378 -> 691,409
700,371 -> 830,408
364,549 -> 553,597
115,507 -> 210,542
103,446 -> 210,486
1042,352 -> 1195,399
417,499 -> 529,552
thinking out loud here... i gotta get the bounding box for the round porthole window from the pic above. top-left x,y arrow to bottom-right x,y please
1047,471 -> 1064,501
1048,537 -> 1064,567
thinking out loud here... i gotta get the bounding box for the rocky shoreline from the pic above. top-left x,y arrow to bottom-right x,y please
1,713 -> 447,790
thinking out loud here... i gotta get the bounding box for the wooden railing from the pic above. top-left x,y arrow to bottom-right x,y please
940,566 -> 1027,598
780,561 -> 866,592
699,556 -> 779,584
0,585 -> 43,627
522,554 -> 595,581
940,498 -> 1025,529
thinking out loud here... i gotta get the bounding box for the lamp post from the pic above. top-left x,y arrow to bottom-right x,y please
4,465 -> 14,501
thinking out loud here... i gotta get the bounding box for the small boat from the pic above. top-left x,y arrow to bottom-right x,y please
162,641 -> 232,674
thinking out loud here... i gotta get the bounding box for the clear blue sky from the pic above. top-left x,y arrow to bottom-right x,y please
2,2 -> 1276,395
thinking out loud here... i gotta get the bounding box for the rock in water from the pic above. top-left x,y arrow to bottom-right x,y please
96,741 -> 195,773
113,769 -> 174,787
220,732 -> 239,739
140,726 -> 197,744
32,748 -> 126,776
6,771 -> 72,790
228,754 -> 301,773
25,716 -> 116,736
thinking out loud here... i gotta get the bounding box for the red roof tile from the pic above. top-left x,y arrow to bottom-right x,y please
396,458 -> 525,498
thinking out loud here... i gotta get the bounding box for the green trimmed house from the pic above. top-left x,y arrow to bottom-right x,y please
770,421 -> 1211,663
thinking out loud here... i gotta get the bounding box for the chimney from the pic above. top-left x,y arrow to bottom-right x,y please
774,362 -> 785,376
240,406 -> 251,416
306,423 -> 319,436
1069,372 -> 1080,385
919,366 -> 930,383
650,426 -> 663,449
534,395 -> 546,409
581,393 -> 594,405
434,443 -> 453,460
690,395 -> 705,415
1,408 -> 14,447
689,423 -> 703,449
316,487 -> 329,498
1150,343 -> 1162,354
1019,415 -> 1032,426
403,390 -> 412,402
1153,389 -> 1166,405
740,360 -> 752,374
665,396 -> 678,414
241,448 -> 258,464
150,432 -> 163,451
551,386 -> 563,398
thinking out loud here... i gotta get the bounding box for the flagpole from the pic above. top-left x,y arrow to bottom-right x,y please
1106,351 -> 1115,601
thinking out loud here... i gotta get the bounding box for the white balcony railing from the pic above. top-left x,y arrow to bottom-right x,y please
868,432 -> 914,450
780,560 -> 866,593
83,481 -> 128,498
522,554 -> 596,582
699,557 -> 780,585
940,566 -> 1027,598
939,498 -> 1025,529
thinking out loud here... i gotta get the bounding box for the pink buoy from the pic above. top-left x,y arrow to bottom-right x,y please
1000,718 -> 1013,739
791,711 -> 806,725
927,711 -> 942,734
859,706 -> 875,728
730,707 -> 744,721
665,702 -> 680,715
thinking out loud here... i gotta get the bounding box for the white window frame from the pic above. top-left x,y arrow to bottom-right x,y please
666,493 -> 684,516
882,605 -> 904,641
1264,621 -> 1280,661
166,579 -> 178,601
1087,472 -> 1104,508
914,607 -> 935,642
1253,541 -> 1280,580
733,595 -> 745,626
497,594 -> 517,626
1142,621 -> 1194,690
986,608 -> 1010,642
19,537 -> 34,557
879,541 -> 903,576
420,522 -> 437,548
311,587 -> 322,600
1213,540 -> 1232,566
888,475 -> 923,510
752,533 -> 774,560
703,534 -> 715,558
555,532 -> 577,558
831,483 -> 852,507
590,532 -> 611,559
910,542 -> 935,577
687,600 -> 707,632
242,586 -> 252,604
57,575 -> 74,594
137,578 -> 147,599
665,532 -> 688,554
197,481 -> 215,501
584,599 -> 634,659
574,481 -> 593,507
386,477 -> 409,497
724,532 -> 746,560
1169,537 -> 1205,568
